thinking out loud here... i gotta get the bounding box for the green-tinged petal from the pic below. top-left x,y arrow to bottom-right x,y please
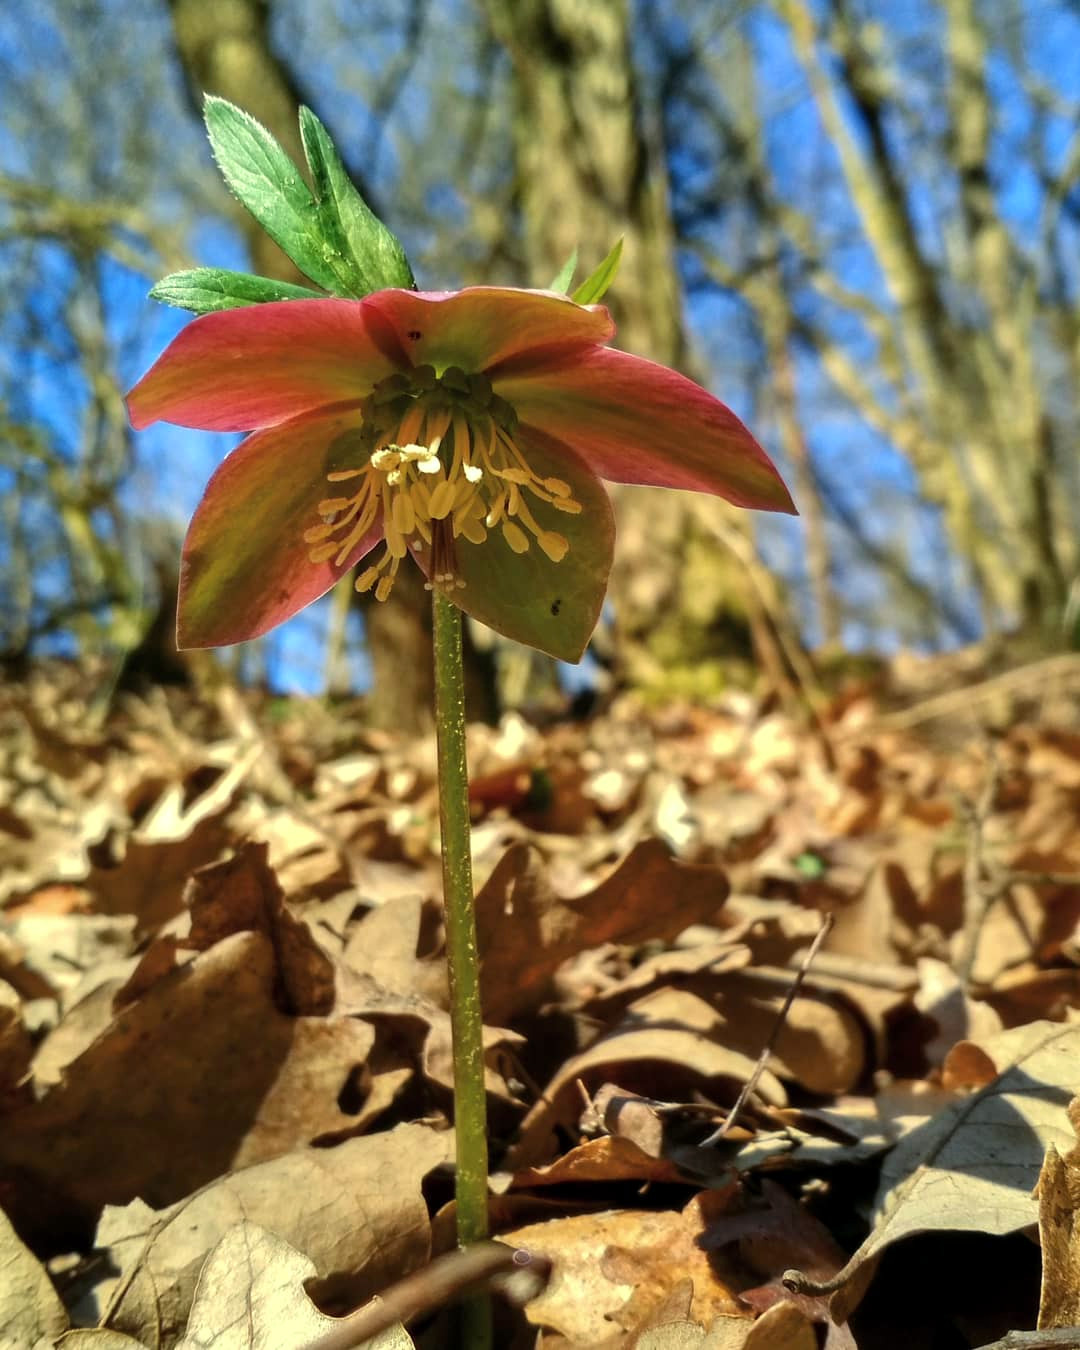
178,408 -> 379,648
364,287 -> 614,376
412,428 -> 614,662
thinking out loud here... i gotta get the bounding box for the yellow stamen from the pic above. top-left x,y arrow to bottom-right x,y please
306,368 -> 584,602
502,520 -> 529,554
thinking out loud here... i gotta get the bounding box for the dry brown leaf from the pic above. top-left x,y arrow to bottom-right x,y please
343,893 -> 449,1008
703,1181 -> 855,1347
176,1222 -> 414,1349
175,842 -> 336,1015
502,1134 -> 688,1192
31,974 -> 132,1091
95,1123 -> 449,1348
474,839 -> 731,1024
705,969 -> 867,1096
1038,1133 -> 1080,1329
505,1193 -> 749,1345
0,932 -> 387,1241
628,1302 -> 817,1350
0,1203 -> 67,1346
914,956 -> 1003,1067
83,752 -> 259,931
334,963 -> 523,1108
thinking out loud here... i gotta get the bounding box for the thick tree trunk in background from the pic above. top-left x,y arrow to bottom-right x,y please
167,0 -> 499,729
483,0 -> 781,692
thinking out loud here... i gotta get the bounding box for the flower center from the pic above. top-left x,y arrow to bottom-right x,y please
304,364 -> 581,601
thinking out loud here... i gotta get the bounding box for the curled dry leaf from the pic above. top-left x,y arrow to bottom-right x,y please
175,841 -> 336,1014
84,751 -> 260,932
473,838 -> 731,1025
95,1123 -> 449,1348
506,989 -> 785,1171
1037,1135 -> 1080,1330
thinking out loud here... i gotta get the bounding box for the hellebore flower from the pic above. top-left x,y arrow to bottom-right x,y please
127,287 -> 795,661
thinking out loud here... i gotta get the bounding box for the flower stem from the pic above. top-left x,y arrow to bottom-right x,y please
431,589 -> 491,1349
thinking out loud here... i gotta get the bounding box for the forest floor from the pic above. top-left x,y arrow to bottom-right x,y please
4,653 -> 1080,1349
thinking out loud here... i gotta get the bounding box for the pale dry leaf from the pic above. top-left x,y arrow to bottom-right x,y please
177,1222 -> 413,1349
343,893 -> 449,1007
0,799 -> 118,907
1,911 -> 136,998
821,1019 -> 1080,1316
0,1204 -> 67,1345
914,956 -> 1003,1068
95,1124 -> 449,1348
83,751 -> 260,931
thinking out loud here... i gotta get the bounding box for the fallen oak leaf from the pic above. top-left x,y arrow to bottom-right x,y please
503,1193 -> 750,1344
94,1123 -> 450,1348
474,838 -> 730,1024
175,840 -> 336,1014
0,932 -> 384,1245
176,1222 -> 414,1349
84,746 -> 262,933
55,1333 -> 149,1348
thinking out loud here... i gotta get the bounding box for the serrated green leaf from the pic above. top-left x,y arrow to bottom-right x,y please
203,96 -> 344,293
571,237 -> 623,305
548,248 -> 578,295
149,268 -> 323,315
299,107 -> 414,295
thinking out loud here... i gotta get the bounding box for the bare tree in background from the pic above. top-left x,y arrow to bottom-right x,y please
0,1 -> 197,675
666,0 -> 1080,646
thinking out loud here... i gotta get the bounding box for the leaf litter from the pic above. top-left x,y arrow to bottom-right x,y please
4,658 -> 1080,1345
